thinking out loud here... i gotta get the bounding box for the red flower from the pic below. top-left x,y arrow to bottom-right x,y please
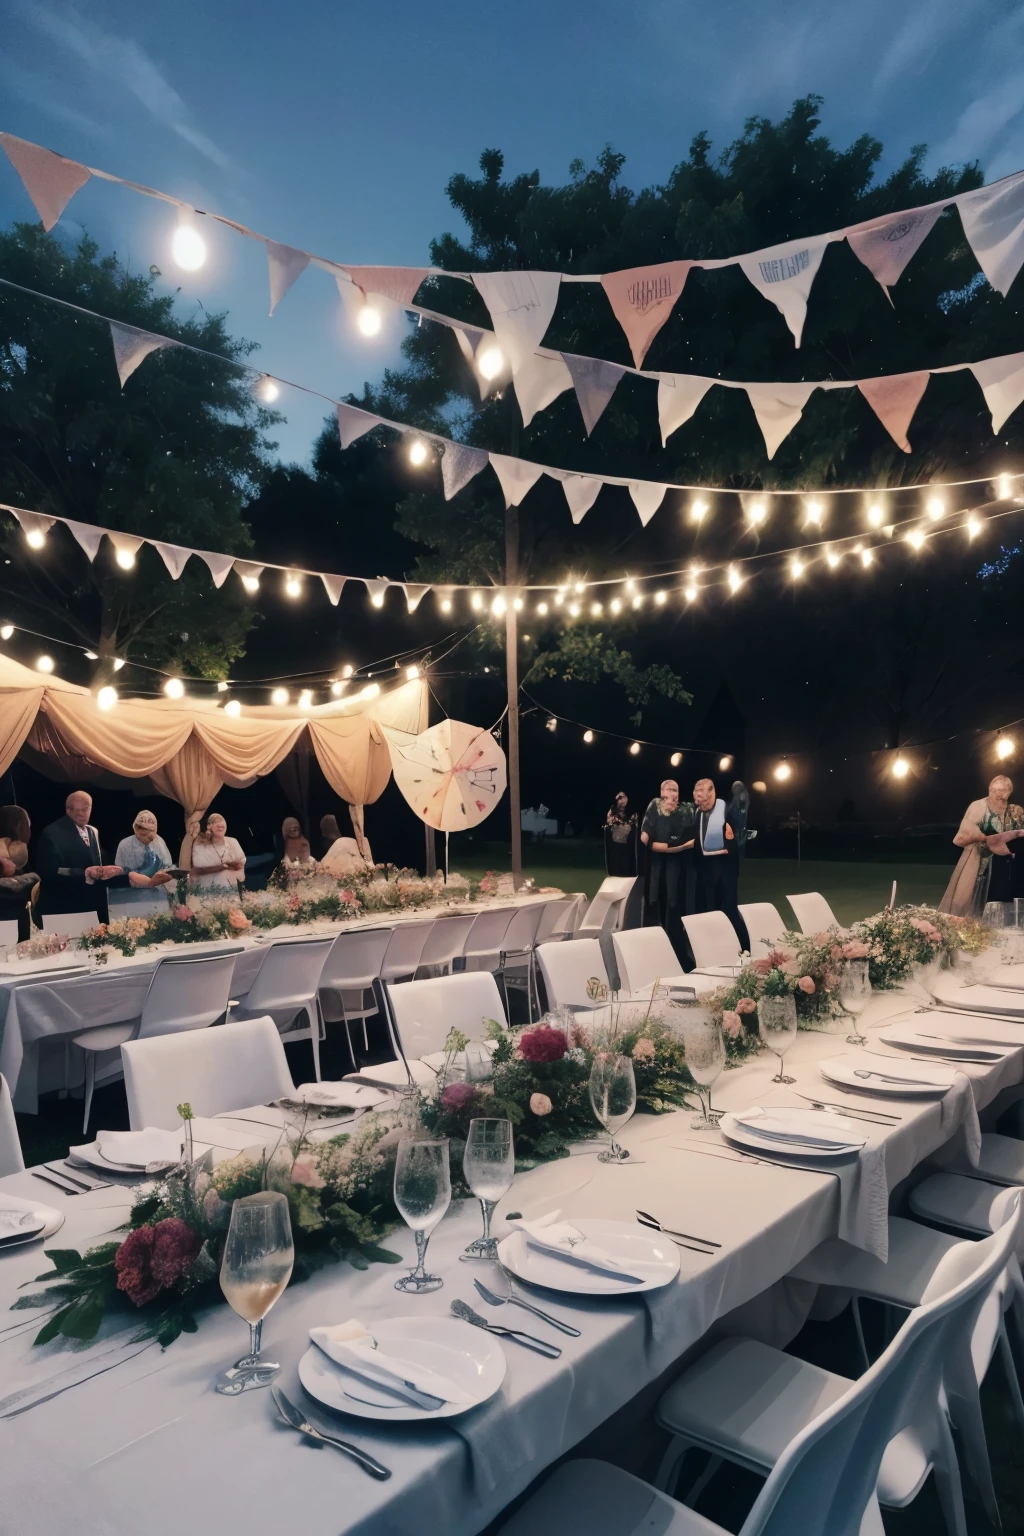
114,1218 -> 202,1307
517,1025 -> 568,1063
440,1082 -> 483,1114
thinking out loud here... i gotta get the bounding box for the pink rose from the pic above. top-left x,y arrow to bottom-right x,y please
289,1154 -> 324,1189
632,1037 -> 656,1062
813,931 -> 832,945
842,940 -> 871,959
721,1010 -> 742,1038
736,996 -> 757,1015
227,909 -> 251,931
529,1092 -> 553,1116
798,975 -> 816,994
173,906 -> 192,921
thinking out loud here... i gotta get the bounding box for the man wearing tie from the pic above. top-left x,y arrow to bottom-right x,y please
691,777 -> 750,952
36,790 -> 123,924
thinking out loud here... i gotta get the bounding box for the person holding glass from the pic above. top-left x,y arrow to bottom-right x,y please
189,812 -> 247,890
109,810 -> 175,916
939,774 -> 1024,917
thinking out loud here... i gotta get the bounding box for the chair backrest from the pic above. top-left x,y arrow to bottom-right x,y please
612,927 -> 682,993
379,918 -> 434,983
536,938 -> 610,1010
682,911 -> 743,968
42,911 -> 98,937
318,926 -> 393,990
0,1072 -> 24,1176
741,1197 -> 1021,1536
786,891 -> 840,933
461,907 -> 518,959
243,936 -> 335,1010
738,902 -> 788,958
416,913 -> 478,970
0,920 -> 19,950
577,876 -> 638,936
534,897 -> 573,942
121,1015 -> 295,1129
384,970 -> 507,1061
499,901 -> 547,955
137,951 -> 241,1040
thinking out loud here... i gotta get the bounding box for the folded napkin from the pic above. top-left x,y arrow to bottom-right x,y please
309,1320 -> 473,1404
735,1106 -> 866,1150
0,1208 -> 42,1241
505,1209 -> 646,1281
280,1082 -> 386,1109
95,1127 -> 183,1170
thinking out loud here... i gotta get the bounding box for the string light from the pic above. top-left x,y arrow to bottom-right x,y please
171,220 -> 206,271
590,601 -> 603,616
996,734 -> 1015,760
727,567 -> 742,594
690,499 -> 709,524
573,581 -> 585,594
471,593 -> 484,612
164,678 -> 185,700
0,624 -> 12,640
24,527 -> 46,550
405,664 -> 420,680
258,377 -> 279,403
926,495 -> 946,521
36,655 -> 54,673
477,344 -> 504,380
905,529 -> 927,551
789,556 -> 805,580
683,582 -> 698,602
84,650 -> 97,660
568,602 -> 581,618
284,573 -> 303,599
356,304 -> 382,337
670,751 -> 683,767
545,716 -> 557,732
774,761 -> 792,781
654,591 -> 667,606
631,595 -> 643,610
492,595 -> 506,616
224,699 -> 242,717
719,755 -> 733,772
860,548 -> 874,568
330,681 -> 345,697
747,500 -> 767,526
967,515 -> 982,540
998,474 -> 1014,500
629,741 -> 641,756
217,681 -> 229,693
624,578 -> 636,592
892,756 -> 910,779
867,503 -> 885,528
96,685 -> 117,711
408,438 -> 428,467
115,547 -> 136,570
825,547 -> 841,569
439,596 -> 453,613
241,572 -> 260,594
804,500 -> 823,527
113,659 -> 125,671
298,689 -> 312,709
370,591 -> 385,609
536,601 -> 549,616
271,687 -> 289,706
341,664 -> 354,679
512,596 -> 523,612
583,729 -> 594,744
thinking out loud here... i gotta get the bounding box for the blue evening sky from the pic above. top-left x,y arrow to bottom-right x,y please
3,0 -> 1024,464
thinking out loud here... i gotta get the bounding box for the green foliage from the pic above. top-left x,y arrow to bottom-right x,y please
526,629 -> 692,724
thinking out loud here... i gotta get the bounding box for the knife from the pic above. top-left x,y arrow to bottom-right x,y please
30,1168 -> 82,1195
450,1299 -> 563,1356
45,1163 -> 110,1192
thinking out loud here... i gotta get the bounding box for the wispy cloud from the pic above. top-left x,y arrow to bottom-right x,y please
933,68 -> 1024,167
0,60 -> 114,142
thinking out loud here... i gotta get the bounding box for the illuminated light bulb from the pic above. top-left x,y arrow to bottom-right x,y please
997,735 -> 1015,761
298,689 -> 312,709
439,596 -> 452,613
271,687 -> 289,706
537,601 -> 549,616
171,222 -> 206,271
36,655 -> 54,673
892,756 -> 910,780
115,547 -> 136,570
408,438 -> 428,467
84,650 -> 98,660
471,593 -> 484,612
356,303 -> 382,337
906,529 -> 926,551
224,699 -> 242,717
727,567 -> 742,594
629,741 -> 641,756
747,500 -> 767,526
825,547 -> 841,569
217,680 -> 228,693
164,677 -> 185,700
774,761 -> 792,782
513,596 -> 523,611
590,601 -> 603,616
654,590 -> 667,605
405,664 -> 420,680
609,598 -> 622,615
113,658 -> 125,672
719,755 -> 733,772
967,515 -> 982,540
867,503 -> 885,528
690,499 -> 709,524
624,578 -> 636,592
258,376 -> 280,403
883,524 -> 895,538
574,581 -> 585,594
790,557 -> 805,579
284,573 -> 302,599
804,499 -> 823,527
477,343 -> 504,380
241,573 -> 260,594
362,682 -> 380,700
0,624 -> 12,640
25,528 -> 46,550
330,681 -> 345,697
583,729 -> 594,744
491,595 -> 506,616
926,495 -> 945,521
860,547 -> 874,568
96,685 -> 117,711
997,473 -> 1014,500
341,664 -> 354,679
545,716 -> 557,733
370,591 -> 385,609
568,602 -> 581,618
670,752 -> 683,767
631,594 -> 644,609
683,584 -> 698,603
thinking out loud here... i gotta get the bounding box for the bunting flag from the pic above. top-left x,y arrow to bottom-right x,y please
563,353 -> 627,434
0,133 -> 90,232
266,241 -> 311,315
737,235 -> 835,346
109,321 -> 175,387
556,473 -> 604,525
152,541 -> 193,579
489,452 -> 545,508
320,573 -> 345,605
473,271 -> 561,370
957,171 -> 1024,297
629,482 -> 668,526
233,560 -> 264,588
846,207 -> 945,296
341,266 -> 429,307
657,374 -> 715,445
744,382 -> 818,459
363,578 -> 390,605
403,583 -> 430,612
970,353 -> 1024,433
64,519 -> 104,561
600,261 -> 692,367
10,509 -> 56,543
441,442 -> 489,500
336,402 -> 377,450
106,530 -> 144,564
513,351 -> 573,427
858,371 -> 930,452
197,550 -> 235,589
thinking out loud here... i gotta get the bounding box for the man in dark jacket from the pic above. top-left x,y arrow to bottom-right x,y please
691,777 -> 750,952
640,780 -> 695,957
35,791 -> 122,923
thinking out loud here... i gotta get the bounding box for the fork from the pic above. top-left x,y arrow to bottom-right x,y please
635,1209 -> 720,1252
473,1275 -> 581,1335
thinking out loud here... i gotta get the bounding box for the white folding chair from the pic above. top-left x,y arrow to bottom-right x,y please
414,913 -> 477,977
535,894 -> 586,943
122,1016 -> 295,1130
0,1072 -> 24,1176
379,918 -> 434,985
652,1198 -> 1021,1536
536,937 -> 611,1012
737,902 -> 788,958
42,911 -> 98,938
317,926 -> 393,1060
229,935 -> 335,1082
611,927 -> 717,998
460,907 -> 517,972
576,877 -> 639,937
682,911 -> 744,971
0,920 -> 19,950
496,901 -> 549,1022
786,891 -> 840,933
346,970 -> 508,1091
72,949 -> 241,1133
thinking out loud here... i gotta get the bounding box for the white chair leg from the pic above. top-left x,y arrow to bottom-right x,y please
999,1322 -> 1024,1437
851,1295 -> 870,1371
82,1054 -> 95,1136
308,1002 -> 322,1082
61,1037 -> 70,1100
948,1381 -> 999,1527
681,1451 -> 723,1510
653,1434 -> 695,1495
930,1414 -> 969,1536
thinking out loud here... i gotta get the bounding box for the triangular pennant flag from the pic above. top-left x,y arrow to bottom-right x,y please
846,206 -> 945,296
151,541 -> 193,579
197,550 -> 235,589
320,573 -> 346,606
958,171 -> 1024,297
657,374 -> 715,445
744,382 -> 818,459
513,351 -> 573,427
233,560 -> 265,590
64,519 -> 104,561
452,325 -> 486,372
628,482 -> 668,526
600,260 -> 692,367
441,441 -> 489,500
9,508 -> 55,543
0,133 -> 91,232
364,578 -> 390,605
473,271 -> 561,370
341,266 -> 429,307
106,531 -> 144,564
737,235 -> 835,346
336,402 -> 378,450
858,372 -> 930,452
970,352 -> 1024,433
266,240 -> 311,315
403,584 -> 430,612
489,452 -> 545,508
563,353 -> 627,435
558,473 -> 604,524
109,321 -> 174,387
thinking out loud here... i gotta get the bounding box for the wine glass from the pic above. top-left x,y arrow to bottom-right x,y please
672,1005 -> 725,1129
588,1054 -> 636,1163
758,995 -> 798,1083
983,901 -> 1007,930
839,956 -> 872,1046
461,1118 -> 514,1261
216,1191 -> 294,1393
393,1138 -> 451,1293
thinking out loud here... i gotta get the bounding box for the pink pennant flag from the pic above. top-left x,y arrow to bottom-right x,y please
489,453 -> 545,508
109,321 -> 174,388
657,374 -> 715,445
958,171 -> 1024,297
738,235 -> 835,346
744,382 -> 818,459
266,240 -> 310,314
441,442 -> 489,501
0,133 -> 91,231
563,353 -> 627,435
336,402 -> 378,450
970,353 -> 1024,433
320,574 -> 346,606
151,542 -> 193,579
513,351 -> 573,427
600,261 -> 692,367
341,267 -> 429,307
196,550 -> 235,589
556,473 -> 604,524
628,482 -> 668,526
64,519 -> 104,561
858,371 -> 930,452
846,206 -> 945,296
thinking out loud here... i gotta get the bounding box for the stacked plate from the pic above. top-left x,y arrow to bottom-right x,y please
68,1126 -> 183,1176
819,1052 -> 954,1097
720,1106 -> 867,1159
298,1317 -> 505,1421
876,1023 -> 1012,1062
496,1216 -> 680,1294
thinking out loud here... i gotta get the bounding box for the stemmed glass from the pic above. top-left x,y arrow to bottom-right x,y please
758,995 -> 798,1083
839,957 -> 872,1046
393,1137 -> 451,1293
588,1054 -> 636,1163
216,1191 -> 294,1393
672,1006 -> 725,1129
461,1118 -> 514,1261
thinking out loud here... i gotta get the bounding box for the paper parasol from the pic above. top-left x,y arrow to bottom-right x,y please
382,719 -> 507,831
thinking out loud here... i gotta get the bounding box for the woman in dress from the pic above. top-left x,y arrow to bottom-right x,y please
939,774 -> 1024,916
110,810 -> 175,915
280,816 -> 311,864
605,791 -> 637,876
189,812 -> 247,890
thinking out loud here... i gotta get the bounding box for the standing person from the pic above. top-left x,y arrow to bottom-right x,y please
279,816 -> 312,864
728,781 -> 751,857
640,780 -> 694,955
189,813 -> 247,891
940,774 -> 1024,916
0,806 -> 36,939
35,790 -> 122,923
316,813 -> 341,860
110,811 -> 175,915
605,792 -> 637,876
690,777 -> 750,952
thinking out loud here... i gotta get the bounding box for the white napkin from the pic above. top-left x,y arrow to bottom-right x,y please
95,1127 -> 183,1170
506,1209 -> 647,1280
0,1208 -> 42,1240
309,1320 -> 473,1404
280,1082 -> 386,1109
735,1106 -> 866,1150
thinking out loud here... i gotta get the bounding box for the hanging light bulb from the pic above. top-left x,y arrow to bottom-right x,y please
536,601 -> 549,616
112,658 -> 125,672
609,597 -> 622,615
719,755 -> 733,772
96,685 -> 117,711
405,664 -> 420,680
670,751 -> 683,767
439,595 -> 453,613
471,593 -> 484,612
298,689 -> 312,709
860,547 -> 874,568
370,591 -> 385,609
997,473 -> 1014,500
825,547 -> 841,569
341,664 -> 354,679
545,716 -> 557,733
0,624 -> 12,640
511,596 -> 523,612
690,499 -> 709,524
284,573 -> 303,599
926,495 -> 945,521
747,500 -> 767,526
590,601 -> 603,616
631,594 -> 644,609
966,515 -> 982,540
84,650 -> 98,660
36,655 -> 54,673
491,595 -> 506,616
271,687 -> 289,706
773,761 -> 792,782
906,529 -> 927,551
997,734 -> 1015,761
115,547 -> 136,570
554,589 -> 566,607
241,572 -> 260,594
867,503 -> 885,528
568,602 -> 581,618
330,681 -> 345,697
258,376 -> 280,403
892,755 -> 910,779
171,218 -> 206,271
629,741 -> 641,756
683,582 -> 698,602
164,677 -> 185,700
573,580 -> 585,594
356,303 -> 382,337
477,343 -> 504,380
24,527 -> 46,550
216,680 -> 229,693
583,729 -> 594,744
790,556 -> 805,580
654,590 -> 667,606
224,699 -> 242,717
727,566 -> 742,594
624,578 -> 636,592
803,499 -> 823,527
407,438 -> 428,467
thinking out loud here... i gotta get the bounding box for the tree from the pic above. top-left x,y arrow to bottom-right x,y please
0,224 -> 278,681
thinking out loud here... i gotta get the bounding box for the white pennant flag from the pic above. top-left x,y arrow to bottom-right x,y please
336,402 -> 378,450
473,272 -> 561,370
266,240 -> 311,314
657,374 -> 715,445
197,550 -> 235,589
106,531 -> 144,565
10,509 -> 56,544
958,171 -> 1024,296
320,574 -> 346,606
64,519 -> 104,561
441,442 -> 489,500
557,473 -> 604,524
364,578 -> 389,606
0,133 -> 91,231
970,352 -> 1024,433
233,560 -> 264,590
151,541 -> 193,579
489,452 -> 545,508
737,235 -> 835,346
744,382 -> 818,459
109,321 -> 174,387
513,351 -> 573,427
628,482 -> 668,526
563,353 -> 627,435
403,584 -> 430,612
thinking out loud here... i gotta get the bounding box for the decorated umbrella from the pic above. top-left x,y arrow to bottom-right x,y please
382,719 -> 507,832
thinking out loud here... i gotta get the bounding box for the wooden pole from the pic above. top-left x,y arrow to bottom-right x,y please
505,501 -> 523,890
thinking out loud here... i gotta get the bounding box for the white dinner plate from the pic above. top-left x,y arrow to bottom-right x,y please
298,1316 -> 505,1421
875,1026 -> 1010,1062
0,1193 -> 64,1250
932,981 -> 1024,1017
719,1108 -> 864,1160
496,1217 -> 680,1295
819,1052 -> 953,1098
880,1009 -> 1024,1048
67,1140 -> 179,1176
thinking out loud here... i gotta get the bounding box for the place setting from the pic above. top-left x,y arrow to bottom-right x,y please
0,1194 -> 64,1250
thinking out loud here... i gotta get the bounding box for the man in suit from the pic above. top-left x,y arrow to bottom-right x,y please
691,777 -> 750,952
640,779 -> 695,963
35,791 -> 123,923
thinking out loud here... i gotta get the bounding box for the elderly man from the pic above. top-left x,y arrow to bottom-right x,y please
690,777 -> 750,952
35,791 -> 123,923
640,779 -> 694,953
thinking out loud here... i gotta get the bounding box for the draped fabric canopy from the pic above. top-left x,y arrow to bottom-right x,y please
0,654 -> 427,827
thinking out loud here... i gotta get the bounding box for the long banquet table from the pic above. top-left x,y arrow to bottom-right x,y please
2,979 -> 1023,1536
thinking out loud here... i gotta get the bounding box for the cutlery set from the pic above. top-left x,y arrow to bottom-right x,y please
634,1209 -> 720,1256
30,1163 -> 111,1195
